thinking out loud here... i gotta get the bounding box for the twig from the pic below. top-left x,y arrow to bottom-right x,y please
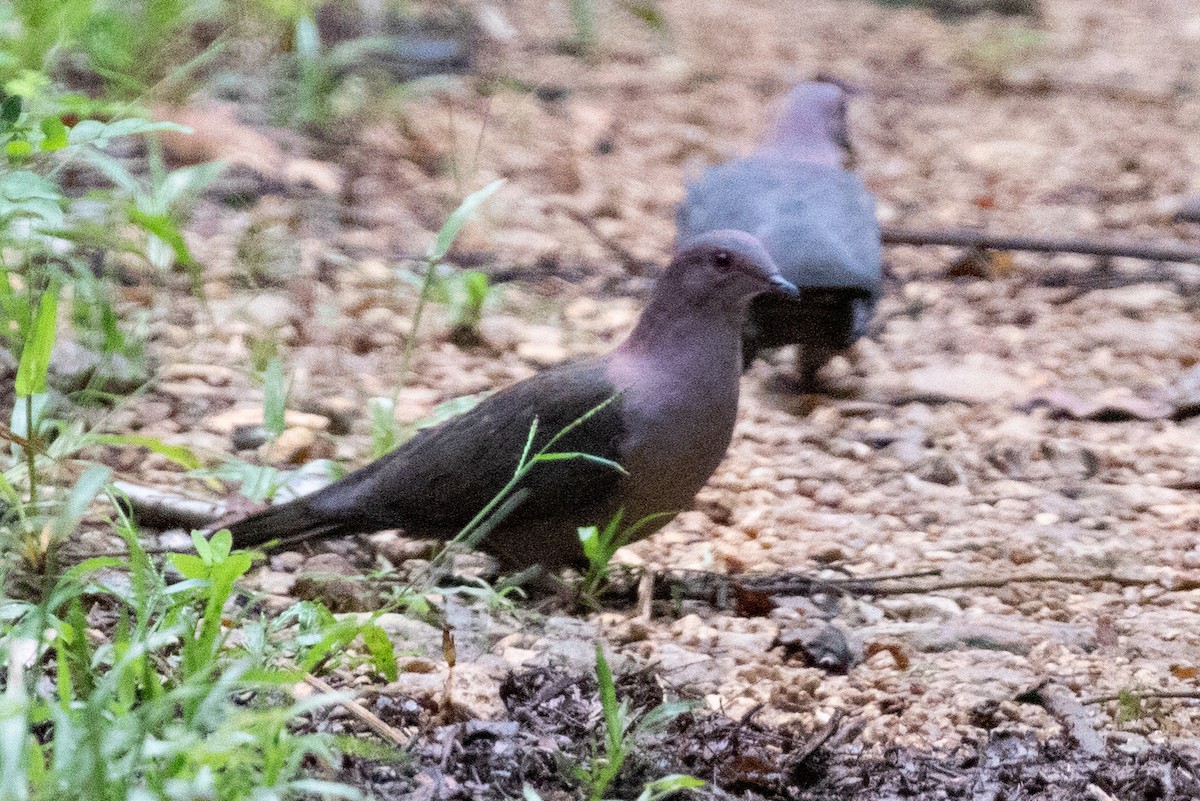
1082,690 -> 1200,706
1017,681 -> 1106,757
881,226 -> 1200,265
791,710 -> 845,767
564,207 -> 655,275
305,674 -> 411,748
641,568 -> 1171,609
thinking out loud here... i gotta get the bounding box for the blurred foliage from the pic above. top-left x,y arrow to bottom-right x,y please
958,22 -> 1048,87
0,0 -> 226,101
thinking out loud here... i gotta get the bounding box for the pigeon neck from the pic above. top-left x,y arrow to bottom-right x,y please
757,134 -> 841,167
616,288 -> 743,374
759,114 -> 842,166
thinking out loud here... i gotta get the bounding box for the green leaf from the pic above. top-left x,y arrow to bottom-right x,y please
413,392 -> 488,431
0,95 -> 20,125
94,434 -> 203,470
535,451 -> 629,475
288,780 -> 365,799
209,528 -> 232,561
1116,688 -> 1142,723
81,147 -> 141,194
635,700 -> 696,735
51,465 -> 112,542
128,206 -> 193,267
15,287 -> 58,397
262,357 -> 288,438
170,552 -> 208,580
9,392 -> 48,439
360,624 -> 399,682
5,139 -> 32,159
219,551 -> 253,581
578,525 -> 601,563
369,396 -> 397,458
621,1 -> 668,32
156,160 -> 225,207
0,170 -> 61,202
67,118 -> 187,147
426,179 -> 506,262
191,530 -> 214,564
39,116 -> 68,150
637,774 -> 705,801
569,0 -> 597,48
594,643 -> 622,753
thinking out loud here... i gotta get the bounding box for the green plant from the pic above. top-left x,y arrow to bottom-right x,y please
0,92 -> 199,358
430,395 -> 627,574
576,509 -> 674,608
0,0 -> 95,86
0,513 -> 366,800
88,133 -> 224,294
443,269 -> 497,345
370,178 -> 505,457
572,644 -> 701,801
441,575 -> 526,612
291,12 -> 333,126
261,355 -> 289,440
0,0 -> 225,101
569,0 -> 598,54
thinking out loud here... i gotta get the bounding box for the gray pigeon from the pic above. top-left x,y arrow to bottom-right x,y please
676,80 -> 882,388
225,231 -> 798,572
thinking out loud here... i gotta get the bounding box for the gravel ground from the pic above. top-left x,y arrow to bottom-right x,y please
71,0 -> 1200,790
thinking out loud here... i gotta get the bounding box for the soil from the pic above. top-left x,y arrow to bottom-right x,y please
57,0 -> 1200,796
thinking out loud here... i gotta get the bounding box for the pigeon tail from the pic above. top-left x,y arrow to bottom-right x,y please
224,497 -> 356,548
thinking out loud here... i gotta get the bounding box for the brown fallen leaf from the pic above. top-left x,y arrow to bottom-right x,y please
865,641 -> 911,670
1169,664 -> 1198,681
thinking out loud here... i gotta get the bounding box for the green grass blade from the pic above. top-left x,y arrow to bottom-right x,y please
93,434 -> 203,471
262,357 -> 288,439
426,179 -> 506,262
15,286 -> 58,397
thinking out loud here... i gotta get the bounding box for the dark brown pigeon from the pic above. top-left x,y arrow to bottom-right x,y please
677,80 -> 882,388
224,231 -> 798,571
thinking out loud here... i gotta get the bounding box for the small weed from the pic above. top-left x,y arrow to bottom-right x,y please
577,509 -> 674,608
442,575 -> 527,613
569,0 -> 598,55
0,517 -> 366,799
261,355 -> 289,440
373,178 -> 505,454
576,644 -> 702,801
445,268 -> 497,345
959,23 -> 1048,88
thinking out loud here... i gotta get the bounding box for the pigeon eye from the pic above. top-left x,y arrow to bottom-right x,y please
713,251 -> 731,267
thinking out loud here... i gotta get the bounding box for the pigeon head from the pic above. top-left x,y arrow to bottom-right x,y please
761,80 -> 851,164
667,230 -> 799,311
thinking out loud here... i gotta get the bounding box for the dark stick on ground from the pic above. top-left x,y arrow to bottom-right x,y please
629,568 -> 1180,611
881,226 -> 1200,264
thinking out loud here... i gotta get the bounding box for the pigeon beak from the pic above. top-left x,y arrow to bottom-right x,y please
769,275 -> 800,297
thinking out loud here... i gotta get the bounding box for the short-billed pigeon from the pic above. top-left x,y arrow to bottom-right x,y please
224,231 -> 799,571
676,80 -> 882,388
